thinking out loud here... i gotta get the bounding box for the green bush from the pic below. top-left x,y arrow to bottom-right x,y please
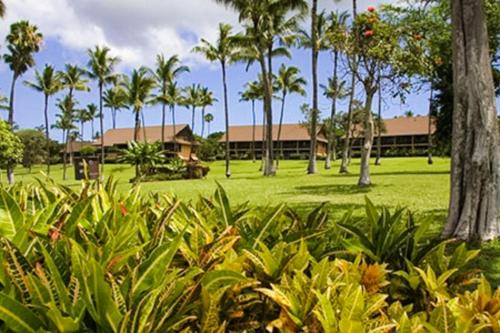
0,181 -> 497,332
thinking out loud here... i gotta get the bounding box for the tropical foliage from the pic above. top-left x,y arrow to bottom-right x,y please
0,180 -> 497,332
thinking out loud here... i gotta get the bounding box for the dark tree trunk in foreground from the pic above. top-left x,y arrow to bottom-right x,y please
222,62 -> 231,178
427,88 -> 434,165
260,107 -> 266,171
63,129 -> 68,181
340,0 -> 358,174
43,95 -> 51,175
252,100 -> 256,163
259,55 -> 275,176
325,51 -> 339,170
6,73 -> 18,184
98,82 -> 105,181
358,89 -> 375,187
443,0 -> 499,241
307,0 -> 319,175
276,92 -> 287,169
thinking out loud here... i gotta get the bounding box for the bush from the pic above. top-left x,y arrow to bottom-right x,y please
0,182 -> 496,332
79,145 -> 97,156
197,132 -> 224,161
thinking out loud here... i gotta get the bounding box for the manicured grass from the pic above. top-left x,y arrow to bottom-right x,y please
4,157 -> 500,285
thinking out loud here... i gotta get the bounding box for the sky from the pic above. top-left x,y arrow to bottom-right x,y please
0,0 -> 464,142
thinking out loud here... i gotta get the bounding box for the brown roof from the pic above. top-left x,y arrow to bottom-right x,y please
351,116 -> 436,138
63,141 -> 95,153
221,123 -> 328,143
95,124 -> 193,146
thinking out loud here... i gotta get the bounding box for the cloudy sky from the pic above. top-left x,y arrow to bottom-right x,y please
1,0 -> 433,141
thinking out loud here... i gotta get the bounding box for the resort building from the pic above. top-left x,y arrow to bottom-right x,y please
220,123 -> 328,159
348,115 -> 435,156
95,124 -> 197,160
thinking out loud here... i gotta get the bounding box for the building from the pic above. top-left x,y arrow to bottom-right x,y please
95,124 -> 197,160
220,123 -> 328,159
348,115 -> 435,156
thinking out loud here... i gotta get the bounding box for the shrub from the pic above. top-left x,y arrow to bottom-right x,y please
0,181 -> 496,332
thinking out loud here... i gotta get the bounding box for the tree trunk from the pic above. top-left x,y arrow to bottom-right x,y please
63,129 -> 68,181
134,109 -> 140,142
340,0 -> 358,174
276,91 -> 287,168
191,106 -> 196,135
325,50 -> 339,170
443,0 -> 499,241
161,102 -> 166,151
141,110 -> 147,142
201,107 -> 206,138
112,108 -> 117,129
98,82 -> 105,180
260,105 -> 266,172
252,100 -> 256,163
427,88 -> 434,165
91,121 -> 95,140
6,73 -> 17,184
43,94 -> 51,175
307,0 -> 319,175
375,69 -> 383,166
222,62 -> 231,178
172,105 -> 177,152
259,54 -> 275,176
358,89 -> 375,187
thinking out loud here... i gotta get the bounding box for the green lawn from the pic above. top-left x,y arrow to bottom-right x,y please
4,157 -> 500,286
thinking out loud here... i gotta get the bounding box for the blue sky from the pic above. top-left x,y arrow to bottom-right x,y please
0,0 -> 489,142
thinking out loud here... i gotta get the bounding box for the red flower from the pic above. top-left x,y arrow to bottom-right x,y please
119,203 -> 128,217
364,30 -> 374,37
49,228 -> 61,241
367,6 -> 376,12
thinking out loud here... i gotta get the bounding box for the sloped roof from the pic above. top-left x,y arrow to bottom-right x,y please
63,141 -> 95,153
381,116 -> 435,137
221,123 -> 328,143
95,124 -> 192,146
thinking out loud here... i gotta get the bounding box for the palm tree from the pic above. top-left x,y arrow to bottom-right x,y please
183,84 -> 202,135
53,95 -> 77,181
323,10 -> 349,170
151,54 -> 189,150
24,64 -> 62,175
239,81 -> 261,162
321,76 -> 347,168
0,1 -> 5,18
308,0 -> 319,174
193,23 -> 239,178
87,46 -> 120,177
122,68 -> 156,143
103,85 -> 127,129
60,64 -> 90,99
85,104 -> 98,139
204,113 -> 214,136
340,0 -> 358,174
275,64 -> 306,167
199,87 -> 217,138
164,82 -> 183,149
4,20 -> 43,183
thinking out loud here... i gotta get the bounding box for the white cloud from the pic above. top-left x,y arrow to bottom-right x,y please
2,0 -> 395,69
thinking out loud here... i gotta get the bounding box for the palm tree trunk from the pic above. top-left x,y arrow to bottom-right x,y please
443,0 -> 499,240
43,94 -> 51,175
325,51 -> 339,170
161,103 -> 166,151
201,107 -> 206,138
375,69 -> 383,166
358,89 -> 375,187
259,54 -> 275,176
134,109 -> 140,142
141,110 -> 147,142
260,106 -> 266,171
6,73 -> 17,184
252,100 -> 256,163
276,92 -> 287,168
172,105 -> 177,152
112,108 -> 117,129
307,0 -> 319,175
427,88 -> 434,165
222,61 -> 231,178
63,129 -> 68,181
91,120 -> 95,140
340,0 -> 358,174
98,82 -> 105,180
191,106 -> 196,134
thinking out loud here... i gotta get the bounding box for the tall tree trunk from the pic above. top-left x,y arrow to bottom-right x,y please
63,129 -> 68,181
276,91 -> 287,168
6,73 -> 17,184
191,106 -> 196,134
201,107 -> 206,138
252,100 -> 256,163
358,89 -> 375,187
325,50 -> 339,170
91,120 -> 95,140
98,82 -> 105,180
222,62 -> 231,178
340,0 -> 358,174
259,54 -> 274,176
427,88 -> 434,165
443,0 -> 499,241
172,105 -> 177,152
43,94 -> 51,175
134,109 -> 140,142
161,102 -> 166,151
80,121 -> 84,140
112,108 -> 117,129
375,69 -> 383,166
307,0 -> 319,175
141,110 -> 147,142
260,105 -> 266,171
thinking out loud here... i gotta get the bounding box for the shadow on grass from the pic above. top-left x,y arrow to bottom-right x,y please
324,170 -> 450,179
282,184 -> 382,197
287,201 -> 366,219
